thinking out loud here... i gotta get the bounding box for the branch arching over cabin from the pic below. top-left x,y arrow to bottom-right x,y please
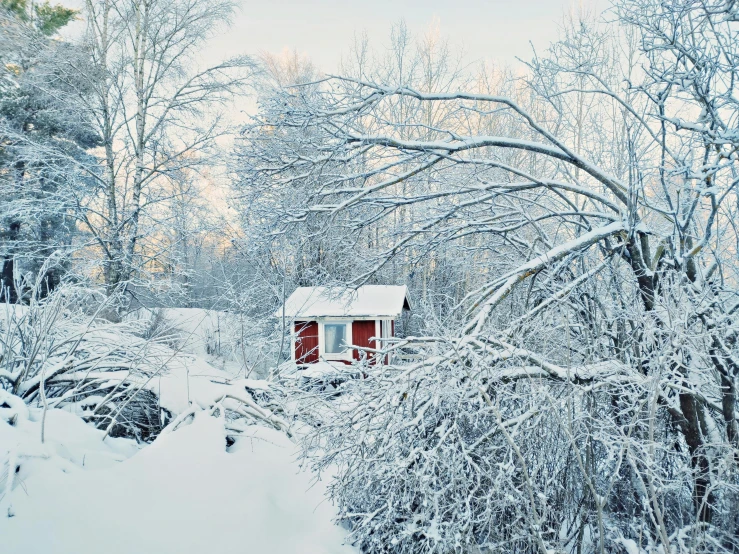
276,286 -> 411,365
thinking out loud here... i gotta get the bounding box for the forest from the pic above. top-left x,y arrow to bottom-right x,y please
1,0 -> 739,552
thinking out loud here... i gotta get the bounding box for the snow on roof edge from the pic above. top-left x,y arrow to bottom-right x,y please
274,285 -> 411,319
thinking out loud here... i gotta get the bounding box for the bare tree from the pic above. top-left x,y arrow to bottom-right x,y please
249,2 -> 739,552
74,0 -> 254,295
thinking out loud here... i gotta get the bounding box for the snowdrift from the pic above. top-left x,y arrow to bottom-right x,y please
0,401 -> 354,554
1,298 -> 355,554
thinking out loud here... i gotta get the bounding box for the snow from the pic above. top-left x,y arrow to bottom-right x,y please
0,303 -> 354,554
156,353 -> 240,414
299,361 -> 349,379
277,285 -> 410,319
120,308 -> 277,416
0,404 -> 355,554
615,538 -> 641,554
281,361 -> 356,380
50,333 -> 250,417
127,307 -> 243,359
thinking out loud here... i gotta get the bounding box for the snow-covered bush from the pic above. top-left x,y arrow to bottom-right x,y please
299,345 -> 739,554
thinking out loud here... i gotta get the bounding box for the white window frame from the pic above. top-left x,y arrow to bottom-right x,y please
381,319 -> 392,340
318,319 -> 353,362
377,319 -> 393,364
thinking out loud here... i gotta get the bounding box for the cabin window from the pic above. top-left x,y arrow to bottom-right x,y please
324,323 -> 348,354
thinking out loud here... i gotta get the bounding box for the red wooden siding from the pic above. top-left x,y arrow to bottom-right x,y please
294,321 -> 319,364
352,320 -> 377,363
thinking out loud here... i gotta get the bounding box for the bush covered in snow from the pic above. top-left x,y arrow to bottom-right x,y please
0,286 -> 178,441
296,346 -> 739,554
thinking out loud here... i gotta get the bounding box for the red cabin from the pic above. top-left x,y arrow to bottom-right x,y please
277,286 -> 411,365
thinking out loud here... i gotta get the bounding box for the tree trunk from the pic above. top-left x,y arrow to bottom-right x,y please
678,392 -> 714,523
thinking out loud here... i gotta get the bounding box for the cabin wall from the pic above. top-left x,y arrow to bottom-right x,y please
352,320 -> 377,363
294,318 -> 396,365
294,321 -> 319,364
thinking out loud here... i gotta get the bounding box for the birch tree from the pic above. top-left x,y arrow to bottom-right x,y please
76,0 -> 254,294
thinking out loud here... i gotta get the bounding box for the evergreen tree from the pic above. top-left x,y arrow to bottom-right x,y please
0,0 -> 98,301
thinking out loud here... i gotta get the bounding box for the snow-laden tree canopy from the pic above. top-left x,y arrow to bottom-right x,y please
238,1 -> 739,552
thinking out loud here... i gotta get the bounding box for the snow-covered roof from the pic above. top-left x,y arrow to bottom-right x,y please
276,285 -> 411,319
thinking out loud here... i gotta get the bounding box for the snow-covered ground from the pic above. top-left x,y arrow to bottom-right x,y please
0,309 -> 355,554
127,307 -> 252,362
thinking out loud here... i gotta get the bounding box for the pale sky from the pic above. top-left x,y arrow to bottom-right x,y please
205,0 -> 602,73
61,0 -> 601,122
